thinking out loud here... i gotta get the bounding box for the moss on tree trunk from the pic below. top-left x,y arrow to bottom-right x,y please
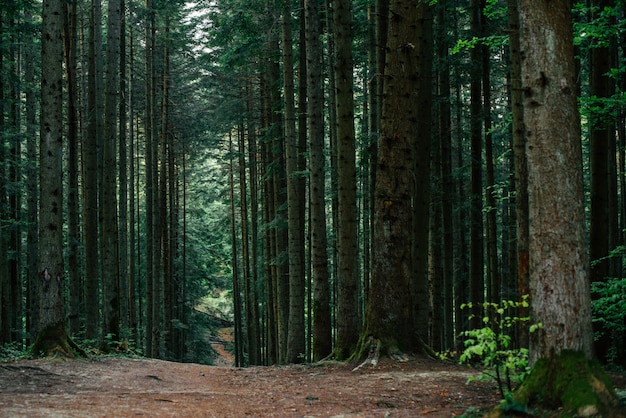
512,350 -> 618,416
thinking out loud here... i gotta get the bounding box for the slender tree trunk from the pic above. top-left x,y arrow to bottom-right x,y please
469,0 -> 484,329
436,0 -> 456,351
297,0 -> 309,362
245,81 -> 261,365
0,9 -> 9,344
260,70 -> 278,365
83,0 -> 102,342
332,0 -> 360,360
412,2 -> 433,344
24,6 -> 39,345
160,16 -> 172,358
229,133 -> 244,367
237,124 -> 252,365
7,10 -> 22,344
64,0 -> 82,338
589,0 -> 615,363
102,0 -> 122,344
34,0 -> 72,357
282,0 -> 305,364
483,42 -> 499,306
118,0 -> 129,339
508,0 -> 529,348
144,0 -> 155,357
305,0 -> 332,361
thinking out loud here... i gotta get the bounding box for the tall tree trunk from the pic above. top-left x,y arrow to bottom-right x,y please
229,132 -> 244,367
102,0 -> 122,345
305,0 -> 332,361
128,20 -> 138,345
237,124 -> 252,365
144,0 -> 156,357
64,0 -> 82,338
589,0 -> 615,363
513,0 -> 617,410
0,9 -> 9,344
361,0 -> 429,357
282,0 -> 305,364
24,6 -> 39,345
297,0 -> 310,362
160,15 -> 172,358
7,9 -> 23,344
259,71 -> 277,365
436,0 -> 456,351
508,0 -> 529,348
118,0 -> 129,340
521,0 -> 591,370
332,0 -> 360,360
412,2 -> 433,345
469,0 -> 484,330
483,40 -> 500,305
34,0 -> 72,357
83,0 -> 102,342
245,81 -> 261,365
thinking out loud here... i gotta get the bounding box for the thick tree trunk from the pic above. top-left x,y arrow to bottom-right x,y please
360,0 -> 430,358
509,0 -> 619,413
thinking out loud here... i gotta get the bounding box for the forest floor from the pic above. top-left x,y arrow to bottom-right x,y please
0,344 -> 625,417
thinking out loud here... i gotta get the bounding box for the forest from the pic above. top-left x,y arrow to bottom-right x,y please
0,0 -> 625,412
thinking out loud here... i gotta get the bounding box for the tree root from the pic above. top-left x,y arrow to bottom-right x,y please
352,336 -> 381,371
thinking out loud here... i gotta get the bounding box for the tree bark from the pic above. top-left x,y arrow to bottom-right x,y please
507,0 -> 529,349
589,0 -> 615,363
83,0 -> 102,343
305,0 -> 332,361
64,0 -> 82,339
512,0 -> 618,412
360,0 -> 430,357
468,0 -> 484,330
102,0 -> 122,345
282,0 -> 306,364
332,0 -> 360,360
34,0 -> 72,357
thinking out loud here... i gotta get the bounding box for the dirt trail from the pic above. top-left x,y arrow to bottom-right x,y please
0,356 -> 500,417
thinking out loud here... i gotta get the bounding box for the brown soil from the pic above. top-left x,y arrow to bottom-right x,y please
2,349 -> 624,418
0,354 -> 503,417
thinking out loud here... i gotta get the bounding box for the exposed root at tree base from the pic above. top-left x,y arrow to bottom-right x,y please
30,322 -> 88,359
352,336 -> 414,371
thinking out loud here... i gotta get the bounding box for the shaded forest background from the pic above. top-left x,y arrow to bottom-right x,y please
0,0 -> 625,369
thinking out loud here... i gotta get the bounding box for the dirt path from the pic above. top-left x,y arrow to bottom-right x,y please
0,356 -> 501,417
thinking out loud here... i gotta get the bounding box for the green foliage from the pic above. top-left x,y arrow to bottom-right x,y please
459,296 -> 537,399
0,342 -> 29,362
591,277 -> 626,364
451,35 -> 508,55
